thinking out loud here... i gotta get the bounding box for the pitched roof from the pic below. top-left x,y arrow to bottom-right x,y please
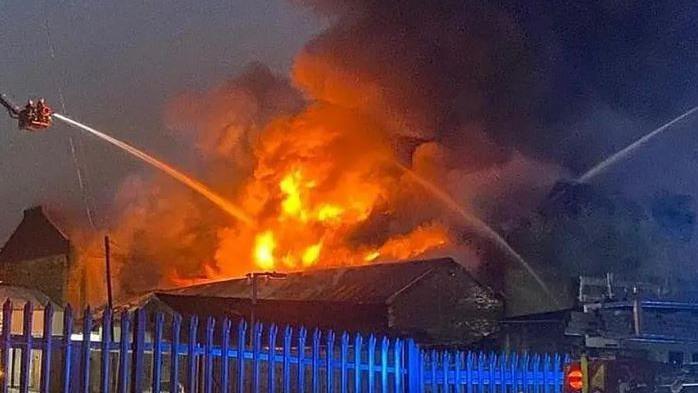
116,292 -> 245,319
0,284 -> 61,310
0,206 -> 70,263
167,257 -> 468,304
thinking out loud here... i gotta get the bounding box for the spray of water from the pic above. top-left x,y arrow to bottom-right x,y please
579,106 -> 698,183
53,113 -> 256,227
393,161 -> 556,301
54,113 -> 552,298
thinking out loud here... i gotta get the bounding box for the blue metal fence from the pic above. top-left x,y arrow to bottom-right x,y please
0,301 -> 564,392
417,349 -> 566,392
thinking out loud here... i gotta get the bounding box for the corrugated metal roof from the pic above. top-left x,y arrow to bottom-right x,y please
167,258 -> 466,304
0,206 -> 70,263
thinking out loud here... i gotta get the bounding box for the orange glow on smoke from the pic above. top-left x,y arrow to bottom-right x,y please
94,62 -> 456,299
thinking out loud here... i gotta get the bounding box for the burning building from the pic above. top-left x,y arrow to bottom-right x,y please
122,258 -> 502,345
78,0 -> 573,302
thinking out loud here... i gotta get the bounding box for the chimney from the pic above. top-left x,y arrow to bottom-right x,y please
23,206 -> 45,218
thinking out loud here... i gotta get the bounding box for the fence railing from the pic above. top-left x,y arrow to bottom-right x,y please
0,301 -> 565,392
418,349 -> 566,392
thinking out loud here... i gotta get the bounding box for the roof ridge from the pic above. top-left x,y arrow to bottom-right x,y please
0,206 -> 71,263
37,207 -> 70,242
169,257 -> 459,292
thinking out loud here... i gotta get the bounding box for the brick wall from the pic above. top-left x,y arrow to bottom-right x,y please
1,254 -> 70,304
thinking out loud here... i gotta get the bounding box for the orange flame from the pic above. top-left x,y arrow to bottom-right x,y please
89,65 -> 456,300
253,230 -> 276,270
209,103 -> 453,276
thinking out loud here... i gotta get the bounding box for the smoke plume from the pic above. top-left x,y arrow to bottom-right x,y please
74,0 -> 698,304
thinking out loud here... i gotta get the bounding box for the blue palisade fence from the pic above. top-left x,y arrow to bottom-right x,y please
0,301 -> 564,392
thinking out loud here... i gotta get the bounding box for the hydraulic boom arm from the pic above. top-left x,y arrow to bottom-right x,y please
0,94 -> 20,119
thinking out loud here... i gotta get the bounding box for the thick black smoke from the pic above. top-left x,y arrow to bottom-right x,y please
296,0 -> 698,173
89,0 -> 698,304
294,0 -> 698,299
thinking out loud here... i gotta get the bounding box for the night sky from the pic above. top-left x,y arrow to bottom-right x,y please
0,1 -> 321,239
1,0 -> 698,269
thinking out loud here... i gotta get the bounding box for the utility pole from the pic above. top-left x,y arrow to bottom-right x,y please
246,272 -> 288,345
104,235 -> 114,311
250,273 -> 258,346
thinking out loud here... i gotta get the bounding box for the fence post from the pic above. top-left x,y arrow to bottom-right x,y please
297,327 -> 307,393
1,300 -> 12,393
430,350 -> 437,392
455,351 -> 462,393
354,333 -> 362,393
236,320 -> 247,393
394,339 -> 403,393
488,352 -> 496,391
367,334 -> 376,393
170,314 -> 181,393
268,324 -> 278,393
511,352 -> 518,392
203,317 -> 215,393
405,339 -> 420,393
252,323 -> 262,393
19,302 -> 33,393
80,307 -> 92,393
220,318 -> 231,393
62,305 -> 73,393
465,351 -> 472,392
282,326 -> 292,393
326,330 -> 335,393
311,329 -> 320,393
131,309 -> 145,393
151,312 -> 164,393
543,353 -> 550,393
40,303 -> 54,393
443,351 -> 450,390
117,311 -> 131,393
532,353 -> 541,390
1,301 -> 11,393
186,316 -> 198,393
381,336 -> 388,392
340,333 -> 349,393
521,352 -> 529,391
553,353 -> 562,393
100,307 -> 112,393
509,352 -> 519,392
501,352 -> 507,391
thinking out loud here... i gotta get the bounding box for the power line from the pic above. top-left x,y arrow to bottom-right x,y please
42,5 -> 98,230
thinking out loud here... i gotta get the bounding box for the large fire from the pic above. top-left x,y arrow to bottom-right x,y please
64,0 -> 589,307
71,0 -> 554,304
70,62 -> 457,305
213,102 -> 452,275
245,167 -> 449,270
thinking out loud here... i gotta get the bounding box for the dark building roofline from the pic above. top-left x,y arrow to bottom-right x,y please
0,283 -> 62,310
0,206 -> 70,263
167,257 -> 480,304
